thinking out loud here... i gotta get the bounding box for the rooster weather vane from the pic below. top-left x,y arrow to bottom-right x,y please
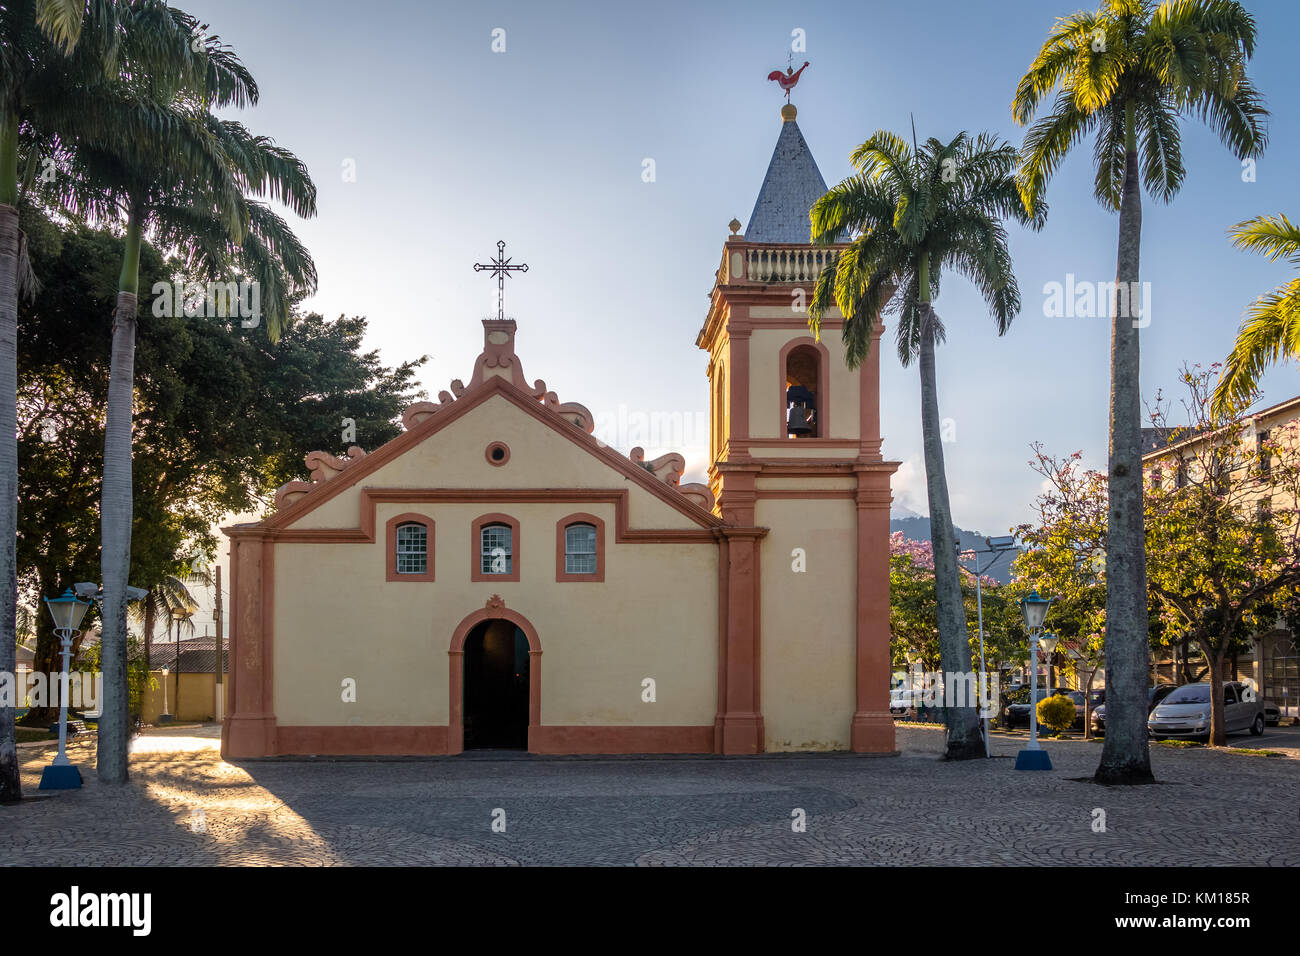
767,60 -> 809,102
473,240 -> 529,322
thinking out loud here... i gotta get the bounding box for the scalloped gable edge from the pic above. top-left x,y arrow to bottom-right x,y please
264,374 -> 723,532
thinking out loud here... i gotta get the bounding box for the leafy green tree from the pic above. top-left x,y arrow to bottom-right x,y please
1214,214 -> 1300,414
1013,0 -> 1268,784
0,0 -> 116,805
809,129 -> 1042,759
16,206 -> 424,726
965,573 -> 1029,695
890,533 -> 1025,722
1145,366 -> 1300,745
889,533 -> 941,673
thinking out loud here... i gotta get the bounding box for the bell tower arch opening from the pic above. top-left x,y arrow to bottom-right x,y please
784,343 -> 821,438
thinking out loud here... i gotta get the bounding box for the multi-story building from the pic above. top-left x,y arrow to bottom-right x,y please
1142,395 -> 1300,721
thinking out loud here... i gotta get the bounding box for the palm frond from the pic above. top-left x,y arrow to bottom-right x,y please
1135,95 -> 1185,202
1012,10 -> 1105,125
1213,280 -> 1300,413
1017,91 -> 1099,208
1229,214 -> 1300,264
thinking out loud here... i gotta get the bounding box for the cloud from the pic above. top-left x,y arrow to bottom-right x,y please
891,456 -> 929,517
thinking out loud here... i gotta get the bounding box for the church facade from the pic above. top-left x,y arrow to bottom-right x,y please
221,103 -> 900,758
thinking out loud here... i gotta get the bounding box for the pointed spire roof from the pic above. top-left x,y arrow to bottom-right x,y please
745,104 -> 829,244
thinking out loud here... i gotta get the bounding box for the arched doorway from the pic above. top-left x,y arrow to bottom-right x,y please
448,604 -> 542,754
462,620 -> 530,749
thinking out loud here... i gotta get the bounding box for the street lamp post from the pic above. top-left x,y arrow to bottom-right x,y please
1016,589 -> 1056,771
962,535 -> 1019,757
170,605 -> 193,721
39,588 -> 92,790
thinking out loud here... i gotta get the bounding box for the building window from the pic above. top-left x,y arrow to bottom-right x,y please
1257,427 -> 1272,477
385,513 -> 435,582
472,513 -> 520,582
555,513 -> 606,582
481,525 -> 512,574
396,524 -> 427,574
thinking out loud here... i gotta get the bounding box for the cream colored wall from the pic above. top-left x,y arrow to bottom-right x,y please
289,394 -> 694,532
142,672 -> 222,723
271,398 -> 720,729
749,328 -> 861,441
757,497 -> 858,751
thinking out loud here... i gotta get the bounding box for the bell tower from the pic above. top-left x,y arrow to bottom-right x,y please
697,101 -> 900,754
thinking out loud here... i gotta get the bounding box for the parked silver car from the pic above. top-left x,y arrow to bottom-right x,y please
1148,681 -> 1266,741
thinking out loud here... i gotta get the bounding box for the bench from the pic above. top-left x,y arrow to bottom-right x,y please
46,719 -> 87,736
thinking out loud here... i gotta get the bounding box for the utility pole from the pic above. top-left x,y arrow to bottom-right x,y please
214,565 -> 223,722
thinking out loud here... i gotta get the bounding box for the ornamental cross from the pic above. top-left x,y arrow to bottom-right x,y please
473,240 -> 529,321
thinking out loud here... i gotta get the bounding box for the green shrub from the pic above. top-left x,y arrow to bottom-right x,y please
1038,694 -> 1075,735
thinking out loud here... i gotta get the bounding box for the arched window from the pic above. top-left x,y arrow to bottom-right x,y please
472,513 -> 521,582
565,524 -> 597,573
396,523 -> 427,574
385,513 -> 435,582
555,513 -> 606,582
481,524 -> 513,574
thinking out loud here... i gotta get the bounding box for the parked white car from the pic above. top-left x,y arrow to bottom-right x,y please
1147,681 -> 1265,741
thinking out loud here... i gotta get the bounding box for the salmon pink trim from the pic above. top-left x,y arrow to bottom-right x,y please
385,513 -> 435,582
471,512 -> 521,582
555,512 -> 606,582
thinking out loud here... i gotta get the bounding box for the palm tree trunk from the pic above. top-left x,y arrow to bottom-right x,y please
1096,104 -> 1154,784
143,599 -> 154,672
917,254 -> 982,760
0,109 -> 21,802
97,206 -> 143,784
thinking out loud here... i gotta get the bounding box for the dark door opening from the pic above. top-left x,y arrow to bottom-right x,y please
463,621 -> 530,750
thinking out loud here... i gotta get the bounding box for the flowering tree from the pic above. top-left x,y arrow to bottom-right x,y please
1145,366 -> 1300,745
890,532 -> 1025,697
1013,444 -> 1170,737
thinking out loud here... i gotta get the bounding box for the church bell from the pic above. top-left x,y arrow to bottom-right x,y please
787,404 -> 814,436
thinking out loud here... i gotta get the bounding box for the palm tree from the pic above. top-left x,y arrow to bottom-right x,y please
0,0 -> 119,804
32,2 -> 242,784
808,130 -> 1043,759
1213,215 -> 1300,414
41,4 -> 314,783
129,569 -> 210,672
1013,0 -> 1267,785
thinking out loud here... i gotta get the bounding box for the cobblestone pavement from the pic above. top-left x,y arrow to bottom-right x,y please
3,726 -> 1298,865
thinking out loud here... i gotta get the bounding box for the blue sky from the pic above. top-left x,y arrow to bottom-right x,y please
184,0 -> 1300,535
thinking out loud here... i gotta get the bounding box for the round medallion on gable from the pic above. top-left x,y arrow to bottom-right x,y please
486,441 -> 511,466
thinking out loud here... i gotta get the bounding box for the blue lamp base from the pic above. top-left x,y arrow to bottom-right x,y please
1015,749 -> 1053,771
39,764 -> 83,790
